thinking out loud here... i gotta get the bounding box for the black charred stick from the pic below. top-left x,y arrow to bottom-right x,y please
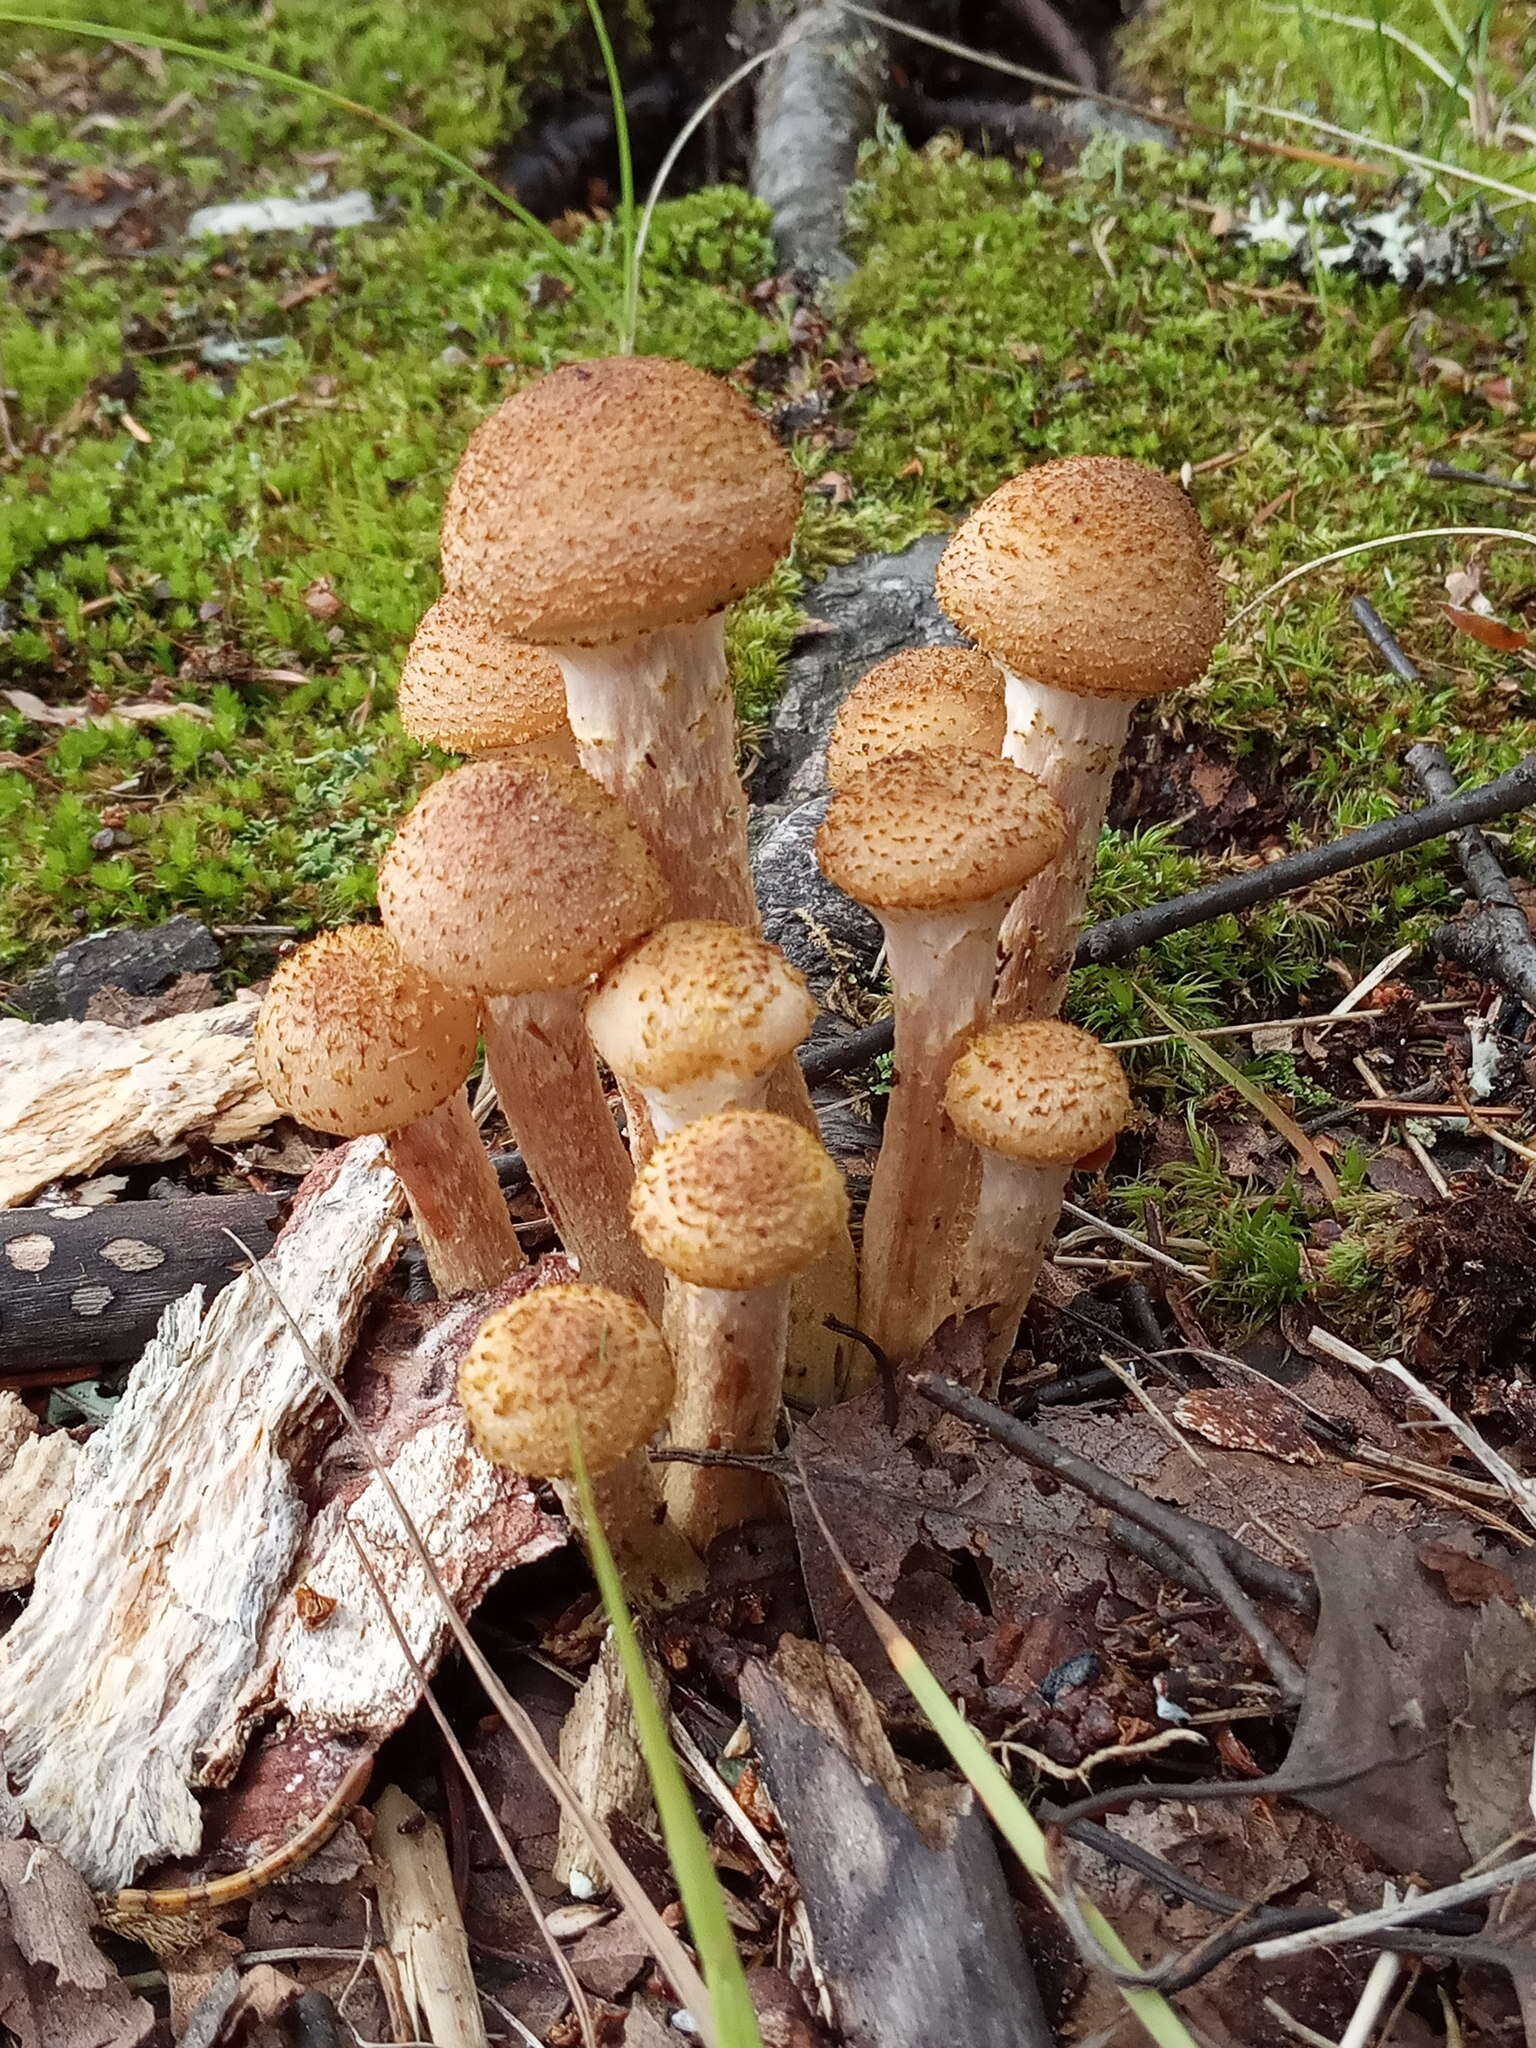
1425,460 -> 1536,498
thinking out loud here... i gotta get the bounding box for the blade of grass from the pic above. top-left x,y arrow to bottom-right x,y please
569,1437 -> 763,2048
1227,527 -> 1536,630
583,0 -> 638,352
793,1458 -> 1202,2048
1133,984 -> 1341,1203
0,11 -> 622,332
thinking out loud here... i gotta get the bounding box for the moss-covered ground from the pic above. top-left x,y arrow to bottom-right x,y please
2,0 -> 1534,1316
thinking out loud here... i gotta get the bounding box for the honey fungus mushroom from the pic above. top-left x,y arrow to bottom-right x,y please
631,1109 -> 848,1549
439,354 -> 800,926
255,926 -> 523,1297
816,747 -> 1066,1366
936,458 -> 1224,1018
945,1020 -> 1132,1384
459,1284 -> 699,1604
398,597 -> 575,761
378,755 -> 667,1310
825,645 -> 1005,788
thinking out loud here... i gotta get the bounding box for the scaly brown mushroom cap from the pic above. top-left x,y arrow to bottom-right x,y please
398,597 -> 570,755
439,356 -> 803,645
458,1284 -> 674,1479
816,746 -> 1066,913
934,457 -> 1224,698
586,921 -> 815,1097
826,646 -> 1005,787
945,1021 -> 1132,1165
377,755 -> 668,993
630,1109 -> 848,1291
254,925 -> 479,1138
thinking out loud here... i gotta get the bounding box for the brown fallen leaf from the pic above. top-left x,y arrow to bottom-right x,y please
1443,603 -> 1530,653
302,576 -> 343,622
1417,1536 -> 1518,1607
1,688 -> 210,730
1173,1384 -> 1321,1465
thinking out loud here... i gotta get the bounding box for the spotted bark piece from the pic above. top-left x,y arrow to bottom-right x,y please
100,1239 -> 167,1273
5,1235 -> 54,1274
1172,1384 -> 1321,1465
70,1285 -> 114,1317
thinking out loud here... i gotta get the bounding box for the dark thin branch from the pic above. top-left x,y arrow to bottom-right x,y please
1425,460 -> 1536,499
800,752 -> 1536,1085
1406,742 -> 1536,1015
910,1373 -> 1312,1695
1044,1740 -> 1439,1833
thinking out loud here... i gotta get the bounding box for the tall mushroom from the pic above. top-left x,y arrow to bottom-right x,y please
630,1109 -> 848,1549
945,1020 -> 1132,1385
935,458 -> 1224,1019
459,1283 -> 700,1605
378,755 -> 666,1309
255,926 -> 523,1297
398,597 -> 576,763
825,645 -> 1005,788
816,747 -> 1066,1366
439,354 -> 800,927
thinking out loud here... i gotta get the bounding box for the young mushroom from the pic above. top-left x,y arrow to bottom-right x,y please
439,354 -> 801,926
459,1283 -> 700,1605
255,926 -> 523,1297
378,755 -> 667,1310
825,645 -> 1005,788
816,747 -> 1066,1366
587,920 -> 852,1406
630,1109 -> 848,1550
935,458 -> 1224,1019
945,1020 -> 1132,1386
398,597 -> 576,762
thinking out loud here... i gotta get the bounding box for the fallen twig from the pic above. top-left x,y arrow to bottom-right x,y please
909,1372 -> 1310,1700
1407,742 -> 1536,1015
1425,461 -> 1536,499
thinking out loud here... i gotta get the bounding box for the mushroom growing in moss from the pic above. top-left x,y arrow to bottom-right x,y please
825,645 -> 1005,788
398,597 -> 576,762
935,457 -> 1224,1019
631,1109 -> 848,1549
378,755 -> 667,1310
945,1020 -> 1132,1385
817,747 -> 1066,1366
459,1283 -> 700,1604
255,926 -> 523,1297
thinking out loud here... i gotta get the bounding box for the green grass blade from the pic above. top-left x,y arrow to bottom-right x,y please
0,11 -> 622,333
584,0 -> 638,352
570,1440 -> 764,2048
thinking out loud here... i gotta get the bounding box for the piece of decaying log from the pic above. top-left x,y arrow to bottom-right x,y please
751,2 -> 885,282
553,1629 -> 665,1895
0,1389 -> 78,1590
0,1140 -> 402,1889
741,1637 -> 1051,2048
0,1191 -> 284,1376
0,999 -> 276,1207
374,1785 -> 489,2048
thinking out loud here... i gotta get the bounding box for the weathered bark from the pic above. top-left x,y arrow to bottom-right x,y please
751,3 -> 886,283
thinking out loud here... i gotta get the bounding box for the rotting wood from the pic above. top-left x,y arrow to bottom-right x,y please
0,1191 -> 283,1376
0,1388 -> 78,1590
750,2 -> 885,283
0,998 -> 276,1207
741,1637 -> 1051,2048
374,1784 -> 490,2048
0,1139 -> 402,1890
554,1629 -> 665,1896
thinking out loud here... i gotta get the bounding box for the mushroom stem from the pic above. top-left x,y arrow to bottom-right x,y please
961,1154 -> 1071,1389
993,673 -> 1134,1021
385,1091 -> 526,1297
481,991 -> 660,1314
554,1453 -> 704,1608
555,615 -> 757,927
662,1281 -> 788,1548
860,907 -> 1008,1366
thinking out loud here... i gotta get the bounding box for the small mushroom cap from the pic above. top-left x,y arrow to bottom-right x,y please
935,457 -> 1225,698
631,1109 -> 848,1290
439,356 -> 803,645
945,1021 -> 1132,1166
398,597 -> 570,755
587,921 -> 816,1097
826,646 -> 1005,787
254,925 -> 478,1138
458,1284 -> 673,1480
377,756 -> 668,993
816,746 -> 1066,913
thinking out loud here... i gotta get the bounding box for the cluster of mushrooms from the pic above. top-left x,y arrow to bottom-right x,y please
253,354 -> 1225,1606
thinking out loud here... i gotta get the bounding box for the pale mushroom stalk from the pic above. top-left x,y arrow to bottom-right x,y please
480,989 -> 657,1311
385,1090 -> 526,1297
555,615 -> 756,926
254,926 -> 523,1300
959,1152 -> 1072,1384
631,1110 -> 848,1551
